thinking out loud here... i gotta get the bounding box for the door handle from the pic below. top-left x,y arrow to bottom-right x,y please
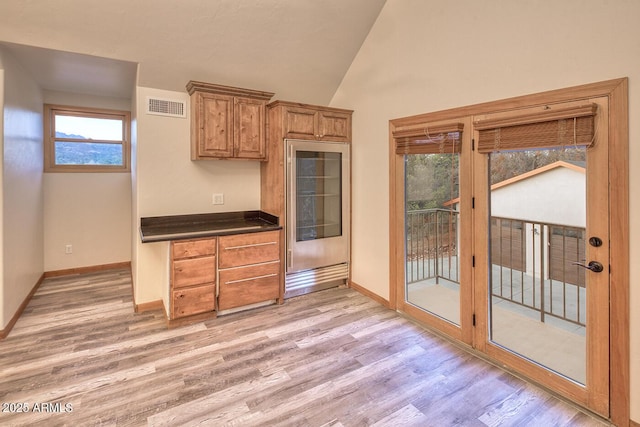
572,261 -> 604,273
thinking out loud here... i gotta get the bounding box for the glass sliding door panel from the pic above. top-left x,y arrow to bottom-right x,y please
404,152 -> 460,325
488,147 -> 587,384
296,151 -> 342,241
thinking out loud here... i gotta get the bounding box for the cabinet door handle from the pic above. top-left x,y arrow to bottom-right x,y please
225,273 -> 277,285
223,242 -> 276,250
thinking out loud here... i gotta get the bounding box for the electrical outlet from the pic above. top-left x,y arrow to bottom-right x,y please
65,244 -> 73,254
212,193 -> 224,205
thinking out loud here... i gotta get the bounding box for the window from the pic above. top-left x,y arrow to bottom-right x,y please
44,104 -> 131,172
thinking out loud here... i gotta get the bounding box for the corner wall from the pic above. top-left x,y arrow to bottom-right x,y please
331,0 -> 640,422
0,46 -> 44,329
42,91 -> 132,272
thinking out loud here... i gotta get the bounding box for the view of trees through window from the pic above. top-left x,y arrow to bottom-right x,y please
405,153 -> 459,210
405,147 -> 586,210
54,137 -> 124,166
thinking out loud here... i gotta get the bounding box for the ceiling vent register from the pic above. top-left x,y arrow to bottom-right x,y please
146,97 -> 186,118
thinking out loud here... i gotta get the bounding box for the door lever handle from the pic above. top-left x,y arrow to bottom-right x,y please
572,261 -> 604,273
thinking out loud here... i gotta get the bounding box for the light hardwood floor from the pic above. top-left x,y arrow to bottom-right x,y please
0,269 -> 608,426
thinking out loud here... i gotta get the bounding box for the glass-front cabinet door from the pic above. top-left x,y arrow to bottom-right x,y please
295,150 -> 343,242
286,140 -> 350,273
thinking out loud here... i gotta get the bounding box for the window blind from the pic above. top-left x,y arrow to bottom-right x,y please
474,104 -> 597,153
394,122 -> 464,155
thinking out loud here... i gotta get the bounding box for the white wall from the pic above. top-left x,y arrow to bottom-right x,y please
132,86 -> 261,310
42,91 -> 132,272
0,46 -> 44,329
491,167 -> 586,227
331,0 -> 640,421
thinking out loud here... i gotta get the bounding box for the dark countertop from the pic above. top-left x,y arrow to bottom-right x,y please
140,210 -> 281,243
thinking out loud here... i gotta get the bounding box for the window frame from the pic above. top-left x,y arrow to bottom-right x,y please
44,104 -> 131,173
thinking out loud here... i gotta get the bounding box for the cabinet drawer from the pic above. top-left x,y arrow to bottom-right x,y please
172,238 -> 216,259
172,284 -> 215,318
172,256 -> 216,288
218,231 -> 280,268
218,262 -> 280,310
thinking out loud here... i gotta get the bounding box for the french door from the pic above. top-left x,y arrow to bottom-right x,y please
396,117 -> 474,344
472,97 -> 610,416
391,80 -> 629,422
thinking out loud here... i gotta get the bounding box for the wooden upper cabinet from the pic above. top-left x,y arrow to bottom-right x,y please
187,81 -> 274,160
234,97 -> 266,159
198,92 -> 234,158
318,110 -> 352,141
284,106 -> 317,140
279,102 -> 352,142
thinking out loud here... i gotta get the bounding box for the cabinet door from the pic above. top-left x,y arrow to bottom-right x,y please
284,107 -> 318,140
318,110 -> 351,142
234,97 -> 266,159
196,92 -> 234,158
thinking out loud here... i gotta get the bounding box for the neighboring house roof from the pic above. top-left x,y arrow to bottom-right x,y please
443,161 -> 585,206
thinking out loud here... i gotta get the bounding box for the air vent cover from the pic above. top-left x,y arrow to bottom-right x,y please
146,97 -> 186,118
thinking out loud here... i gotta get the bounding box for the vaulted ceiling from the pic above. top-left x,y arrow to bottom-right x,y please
0,0 -> 386,104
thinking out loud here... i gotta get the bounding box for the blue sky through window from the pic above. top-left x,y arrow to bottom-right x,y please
55,115 -> 123,141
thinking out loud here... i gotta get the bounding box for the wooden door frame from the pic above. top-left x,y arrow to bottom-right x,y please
388,78 -> 629,425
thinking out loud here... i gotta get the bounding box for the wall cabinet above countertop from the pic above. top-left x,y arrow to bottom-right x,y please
186,81 -> 275,161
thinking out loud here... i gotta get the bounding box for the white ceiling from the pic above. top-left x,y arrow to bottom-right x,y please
0,0 -> 386,104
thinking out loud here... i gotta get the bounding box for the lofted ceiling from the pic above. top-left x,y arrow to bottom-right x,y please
0,0 -> 386,105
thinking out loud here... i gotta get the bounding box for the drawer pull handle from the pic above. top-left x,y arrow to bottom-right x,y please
224,242 -> 276,250
225,273 -> 277,285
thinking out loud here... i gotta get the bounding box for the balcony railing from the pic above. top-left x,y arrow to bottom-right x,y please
405,210 -> 586,327
406,209 -> 459,285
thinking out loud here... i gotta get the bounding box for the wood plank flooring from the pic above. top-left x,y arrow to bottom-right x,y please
0,269 -> 608,426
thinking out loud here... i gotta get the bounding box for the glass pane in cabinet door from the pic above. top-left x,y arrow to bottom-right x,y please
404,152 -> 460,325
296,151 -> 342,242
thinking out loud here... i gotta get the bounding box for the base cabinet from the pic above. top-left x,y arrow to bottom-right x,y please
170,238 -> 217,319
218,230 -> 281,311
169,230 -> 282,321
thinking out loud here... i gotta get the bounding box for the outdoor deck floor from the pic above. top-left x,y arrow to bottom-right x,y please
407,264 -> 586,384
